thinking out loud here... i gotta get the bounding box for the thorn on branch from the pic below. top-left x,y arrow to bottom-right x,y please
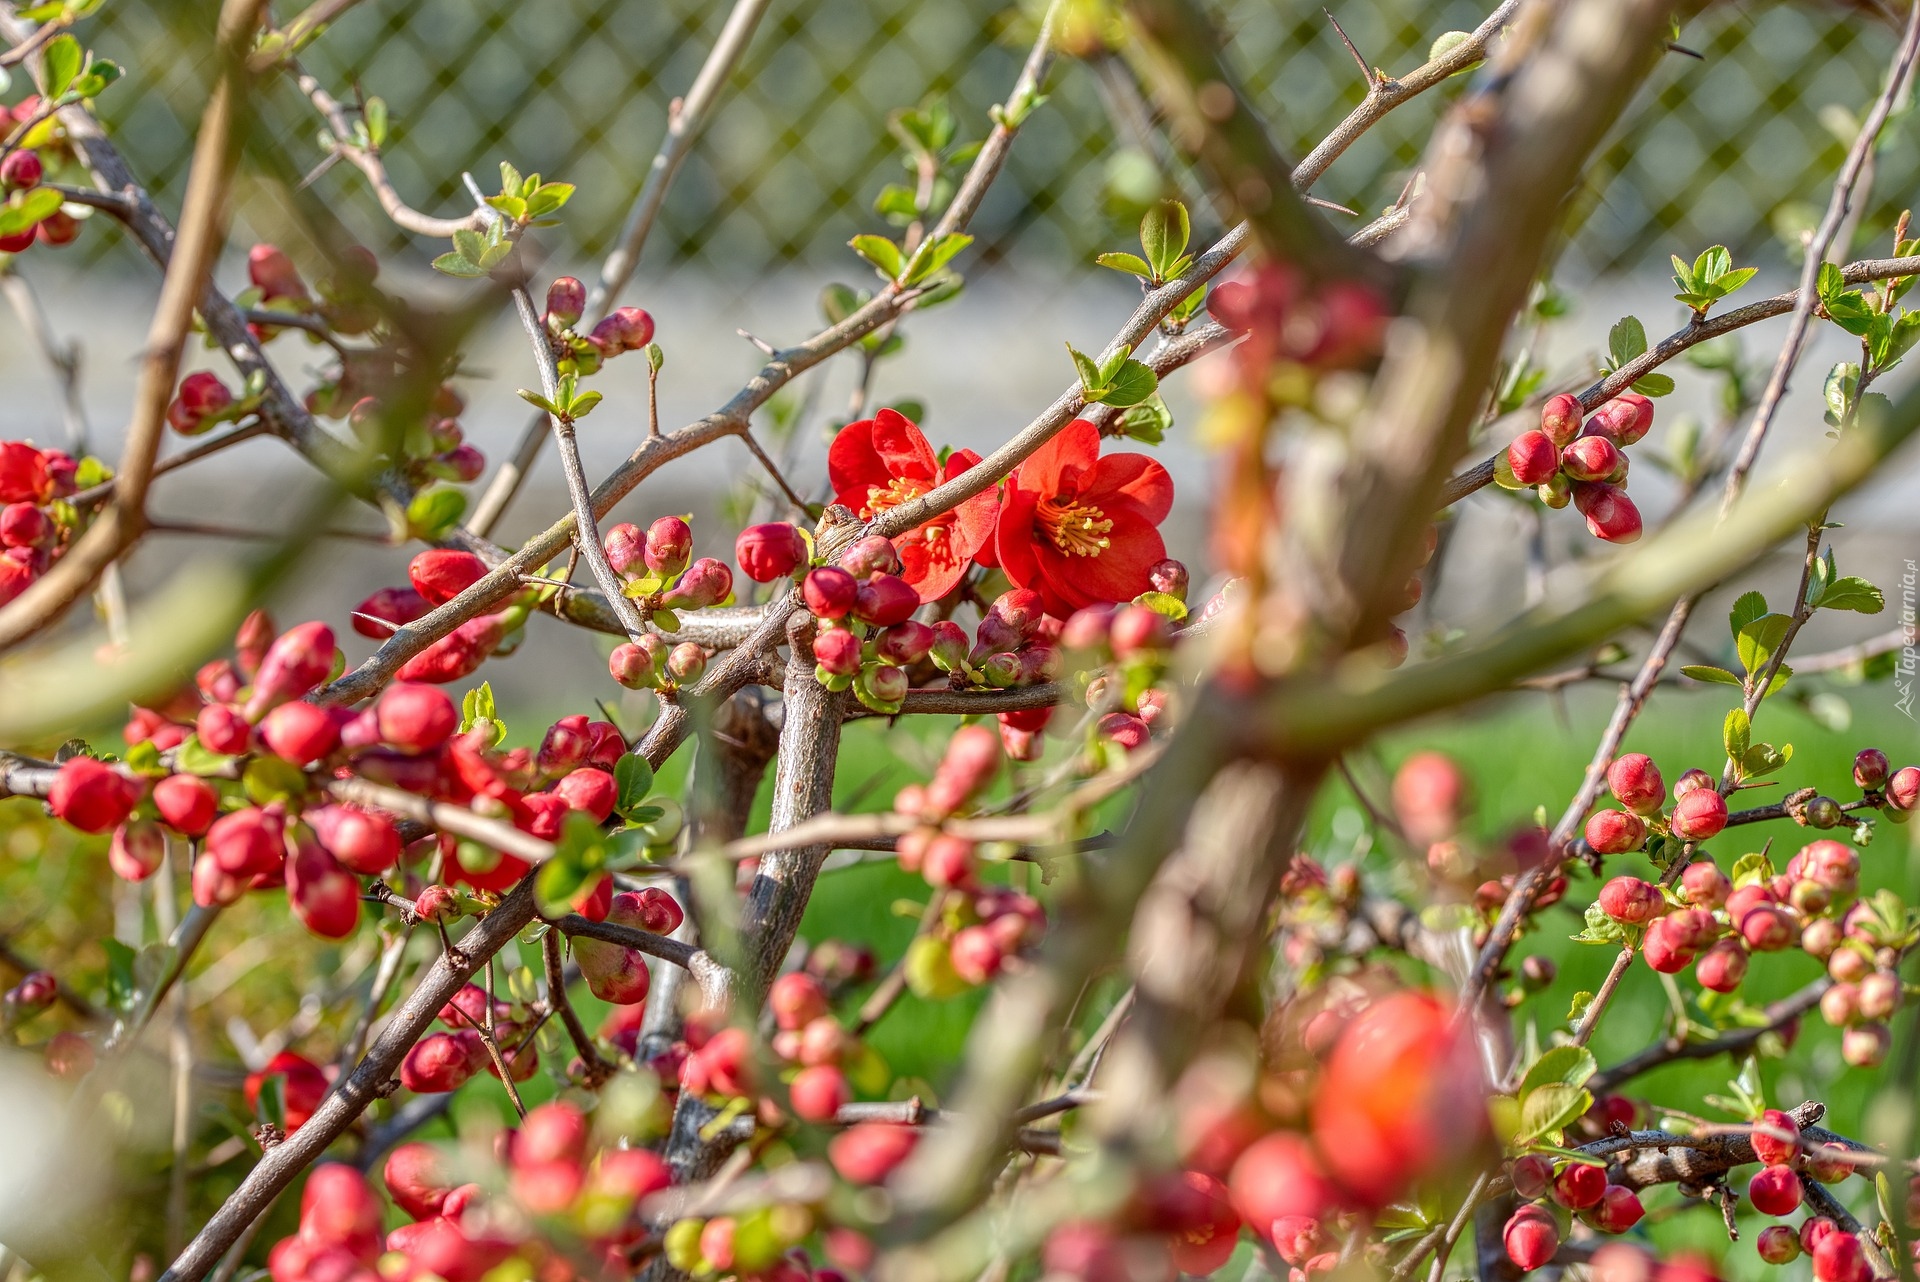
1324,10 -> 1372,82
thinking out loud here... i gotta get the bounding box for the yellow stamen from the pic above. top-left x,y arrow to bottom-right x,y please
1036,496 -> 1112,557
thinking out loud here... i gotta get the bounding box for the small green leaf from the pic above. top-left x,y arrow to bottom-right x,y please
1736,613 -> 1791,675
1608,315 -> 1649,367
1712,266 -> 1757,297
565,389 -> 603,421
1520,1045 -> 1598,1098
406,486 -> 467,540
1095,251 -> 1154,279
849,234 -> 905,281
0,187 -> 64,237
499,161 -> 525,194
432,251 -> 486,278
1116,398 -> 1171,445
1680,665 -> 1742,686
517,388 -> 558,415
904,231 -> 972,287
1067,344 -> 1104,394
43,34 -> 82,99
1741,742 -> 1790,778
364,96 -> 389,148
1815,576 -> 1885,613
243,755 -> 308,806
1816,261 -> 1847,304
1518,1083 -> 1593,1143
1696,245 -> 1732,283
1139,199 -> 1190,279
1729,591 -> 1768,638
1724,707 -> 1751,761
1095,359 -> 1158,408
1133,590 -> 1187,621
173,734 -> 236,777
614,754 -> 655,821
873,183 -> 920,223
1730,852 -> 1774,888
451,228 -> 487,265
1631,372 -> 1676,397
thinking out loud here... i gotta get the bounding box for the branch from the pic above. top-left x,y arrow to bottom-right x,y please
468,0 -> 773,535
159,882 -> 540,1282
0,0 -> 266,651
294,65 -> 485,237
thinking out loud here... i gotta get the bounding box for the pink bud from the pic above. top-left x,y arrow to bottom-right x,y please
736,522 -> 807,582
1670,787 -> 1728,841
609,640 -> 661,690
400,1030 -> 485,1093
554,767 -> 617,822
666,642 -> 707,684
197,702 -> 252,755
1606,753 -> 1665,815
853,573 -> 918,627
377,682 -> 459,754
860,663 -> 909,705
408,549 -> 489,607
1590,394 -> 1654,447
48,757 -> 143,834
1508,430 -> 1560,485
1552,1162 -> 1606,1209
248,244 -> 307,302
1504,1206 -> 1559,1271
804,566 -> 859,620
537,714 -> 592,777
645,516 -> 693,576
260,701 -> 342,765
308,804 -> 401,875
1540,393 -> 1584,447
0,149 -> 43,192
1852,749 -> 1889,789
1679,858 -> 1729,908
245,621 -> 336,716
1748,1165 -> 1803,1216
1590,1185 -> 1644,1234
603,523 -> 645,577
287,831 -> 360,939
544,277 -> 586,327
1597,875 -> 1660,924
0,502 -> 52,549
662,557 -> 733,609
1585,811 -> 1646,856
1695,938 -> 1749,992
588,306 -> 654,354
108,819 -> 167,881
352,586 -> 430,638
1573,483 -> 1643,544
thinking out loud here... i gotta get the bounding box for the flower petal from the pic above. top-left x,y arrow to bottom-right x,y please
1009,418 -> 1099,499
940,449 -> 1001,561
827,419 -> 894,514
1034,506 -> 1165,611
871,408 -> 938,482
994,486 -> 1041,591
1085,451 -> 1174,524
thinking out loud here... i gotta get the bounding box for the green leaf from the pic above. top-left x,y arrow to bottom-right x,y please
1631,372 -> 1676,397
1670,254 -> 1698,294
1095,359 -> 1158,408
103,938 -> 138,1011
1608,316 -> 1648,367
1742,742 -> 1791,778
1712,266 -> 1757,297
819,283 -> 864,324
364,96 -> 389,148
873,183 -> 920,223
525,182 -> 574,217
243,755 -> 308,806
406,486 -> 467,540
1681,665 -> 1742,686
1520,1045 -> 1598,1099
1518,1084 -> 1594,1143
1696,245 -> 1733,283
43,33 -> 81,99
1095,251 -> 1154,279
0,187 -> 64,237
451,228 -> 487,265
1139,199 -> 1190,279
565,389 -> 603,421
431,251 -> 487,278
1572,901 -> 1626,944
1067,344 -> 1104,394
903,231 -> 972,287
1134,590 -> 1187,622
498,161 -> 524,194
1815,575 -> 1885,613
614,754 -> 656,821
1116,397 -> 1171,445
849,234 -> 904,281
1736,613 -> 1791,674
1817,261 -> 1847,305
516,388 -> 558,415
1729,591 -> 1768,638
1729,851 -> 1773,889
1724,707 -> 1751,761
173,734 -> 235,777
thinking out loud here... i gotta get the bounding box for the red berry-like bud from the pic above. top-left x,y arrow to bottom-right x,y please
384,1142 -> 453,1221
1757,1225 -> 1802,1264
603,523 -> 645,577
307,805 -> 401,875
1885,765 -> 1920,811
1552,1162 -> 1606,1210
1594,393 -> 1655,446
1540,393 -> 1583,447
1841,1021 -> 1890,1067
197,702 -> 251,755
1227,1132 -> 1337,1234
921,834 -> 977,889
877,620 -> 936,666
351,586 -> 430,638
1573,482 -> 1643,543
408,549 -> 488,607
1748,1165 -> 1803,1216
609,639 -> 660,689
259,700 -> 341,765
245,621 -> 336,716
1679,859 -> 1730,908
804,566 -> 859,620
853,573 -> 919,627
248,244 -> 307,302
771,972 -> 829,1031
1,148 -> 44,191
1597,875 -> 1660,924
645,516 -> 693,576
544,276 -> 586,327
4,970 -> 57,1014
1561,435 -> 1620,483
1857,970 -> 1900,1020
35,209 -> 77,247
812,627 -> 863,679
838,534 -> 902,578
1590,1185 -> 1644,1234
1508,430 -> 1561,485
554,767 -> 617,822
48,756 -> 142,833
828,1123 -> 917,1184
109,819 -> 167,881
207,805 -> 286,878
287,831 -> 360,939
0,442 -> 51,505
1750,1108 -> 1799,1166
1392,751 -> 1467,846
153,773 -> 219,837
1148,558 -> 1189,600
400,1030 -> 484,1093
0,502 -> 52,549
1671,787 -> 1728,841
1110,604 -> 1172,657
1505,1205 -> 1560,1271
1510,1154 -> 1554,1200
1695,938 -> 1749,992
535,714 -> 591,778
1740,905 -> 1794,952
1641,916 -> 1696,973
1813,1231 -> 1869,1282
1606,753 -> 1666,815
949,924 -> 1003,984
662,557 -> 732,609
1586,811 -> 1647,857
376,682 -> 458,754
589,306 -> 654,354
1852,748 -> 1889,789
790,1064 -> 851,1122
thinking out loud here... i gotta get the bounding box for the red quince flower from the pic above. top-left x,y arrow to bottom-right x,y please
994,419 -> 1172,619
828,408 -> 998,603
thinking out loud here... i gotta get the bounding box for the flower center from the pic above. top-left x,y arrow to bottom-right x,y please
864,476 -> 926,515
1036,496 -> 1111,557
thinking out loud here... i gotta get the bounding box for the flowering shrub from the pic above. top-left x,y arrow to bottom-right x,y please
1,5 -> 1919,1282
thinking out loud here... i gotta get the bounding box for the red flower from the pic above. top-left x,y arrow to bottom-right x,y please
994,419 -> 1172,619
828,409 -> 998,603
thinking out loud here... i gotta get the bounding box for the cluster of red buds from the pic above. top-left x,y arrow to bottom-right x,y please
599,515 -> 739,690
1581,751 -> 1912,1064
1506,392 -> 1655,544
799,534 -> 930,715
541,276 -> 655,377
351,550 -> 534,683
0,437 -> 85,605
1502,1155 -> 1646,1271
243,242 -> 383,340
0,99 -> 84,254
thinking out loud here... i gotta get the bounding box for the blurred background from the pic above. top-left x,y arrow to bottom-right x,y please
2,1 -> 1919,1270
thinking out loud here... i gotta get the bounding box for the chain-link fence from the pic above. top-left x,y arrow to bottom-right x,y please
61,1 -> 1920,279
